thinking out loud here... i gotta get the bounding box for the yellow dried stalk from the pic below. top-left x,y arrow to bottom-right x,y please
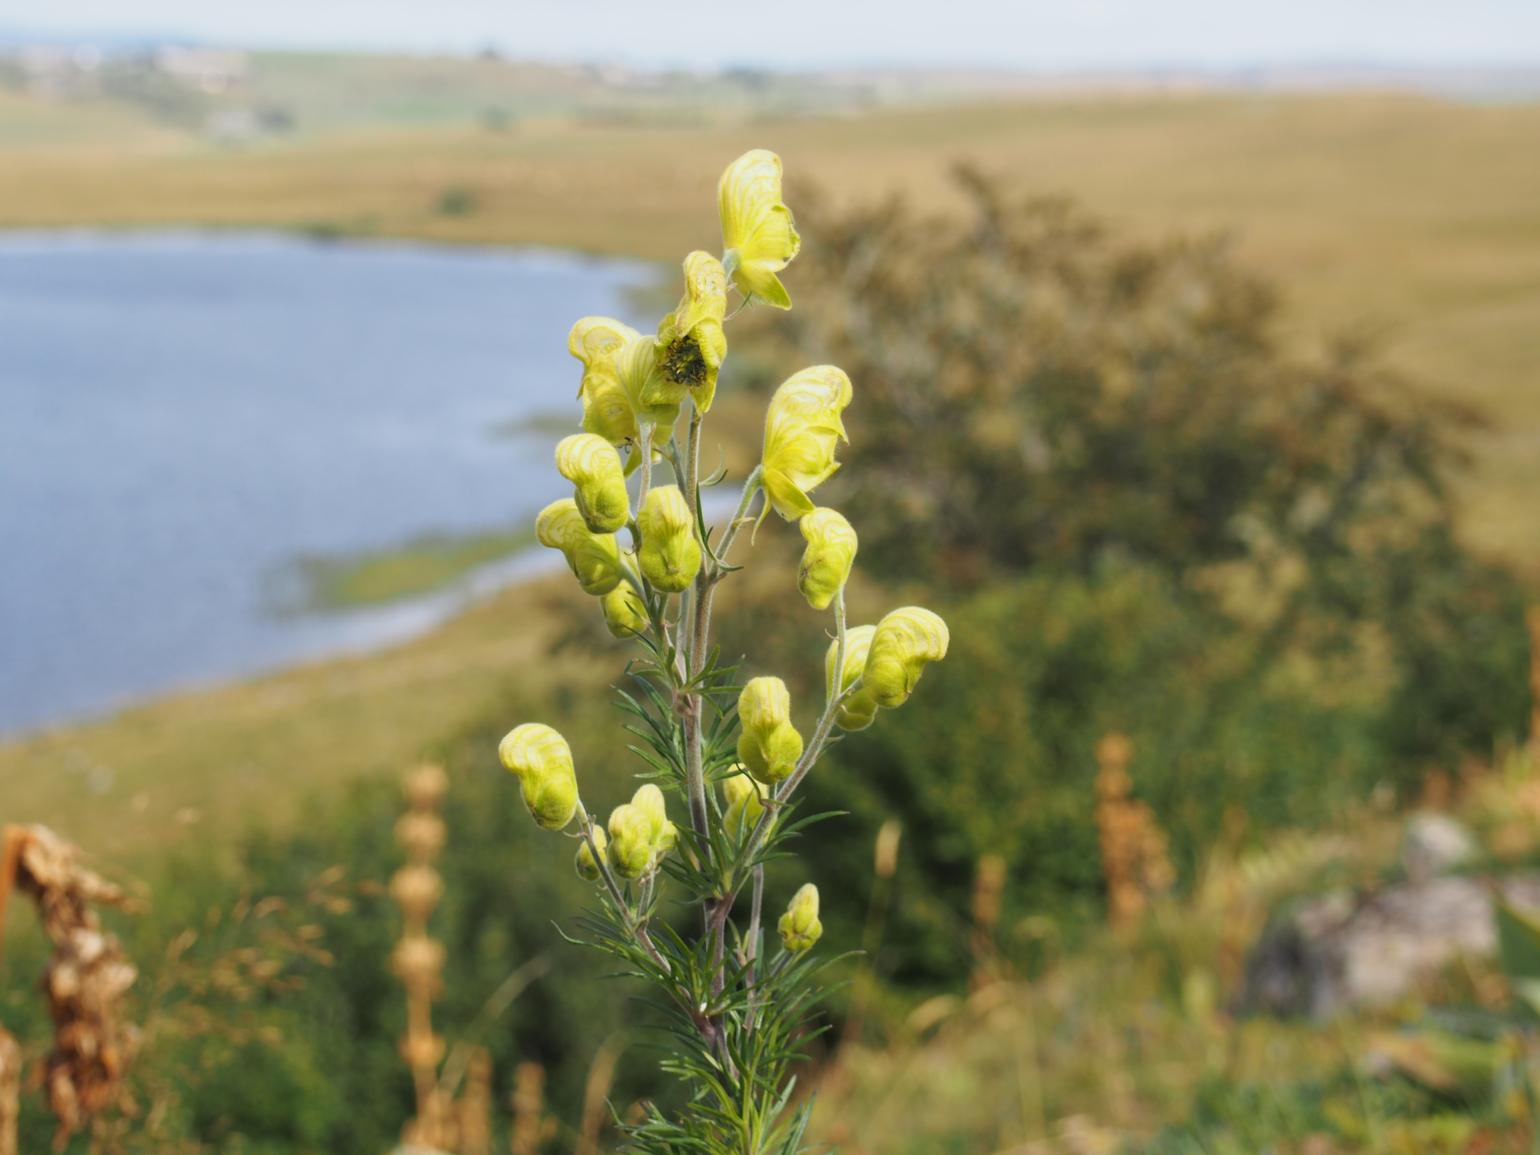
0,825 -> 137,1151
1093,735 -> 1175,930
391,765 -> 451,1151
0,1027 -> 18,1155
508,1061 -> 545,1155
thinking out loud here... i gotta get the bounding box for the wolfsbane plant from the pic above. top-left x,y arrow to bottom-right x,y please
499,149 -> 949,1154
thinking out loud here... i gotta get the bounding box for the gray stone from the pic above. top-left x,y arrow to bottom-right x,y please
1401,812 -> 1478,884
1243,873 -> 1540,1019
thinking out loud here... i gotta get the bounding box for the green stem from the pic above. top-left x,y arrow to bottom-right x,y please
576,800 -> 670,976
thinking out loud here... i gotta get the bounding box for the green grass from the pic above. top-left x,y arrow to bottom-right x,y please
289,525 -> 536,610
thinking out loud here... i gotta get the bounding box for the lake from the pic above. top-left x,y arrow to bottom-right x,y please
0,232 -> 654,736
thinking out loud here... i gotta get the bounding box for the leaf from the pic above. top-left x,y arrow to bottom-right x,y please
1496,900 -> 1540,985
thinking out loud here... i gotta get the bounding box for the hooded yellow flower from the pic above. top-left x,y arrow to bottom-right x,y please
568,317 -> 684,449
863,607 -> 950,709
606,783 -> 677,880
636,484 -> 702,593
575,826 -> 608,882
600,584 -> 648,638
656,251 -> 729,413
761,366 -> 853,521
536,498 -> 623,596
737,676 -> 804,784
778,883 -> 822,952
826,624 -> 879,731
719,149 -> 800,309
555,433 -> 630,534
568,316 -> 641,448
498,722 -> 579,830
797,507 -> 857,610
720,767 -> 768,837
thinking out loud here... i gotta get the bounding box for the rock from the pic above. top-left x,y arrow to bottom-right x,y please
1401,812 -> 1477,884
1243,873 -> 1540,1019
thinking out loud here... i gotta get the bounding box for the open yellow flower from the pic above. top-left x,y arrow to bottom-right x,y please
569,316 -> 642,448
719,149 -> 801,309
863,606 -> 950,709
798,507 -> 857,610
498,722 -> 579,830
657,251 -> 729,413
761,366 -> 853,520
568,317 -> 683,451
536,498 -> 624,596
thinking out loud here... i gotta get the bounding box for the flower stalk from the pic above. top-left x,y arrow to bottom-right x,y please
503,150 -> 950,1154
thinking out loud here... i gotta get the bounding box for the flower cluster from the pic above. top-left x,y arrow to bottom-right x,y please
495,149 -> 950,1153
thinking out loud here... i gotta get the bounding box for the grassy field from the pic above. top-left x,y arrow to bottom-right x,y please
3,88 -> 1537,569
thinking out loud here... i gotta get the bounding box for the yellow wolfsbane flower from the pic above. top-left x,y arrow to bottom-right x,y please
761,366 -> 853,521
636,484 -> 702,593
600,584 -> 648,638
798,507 -> 857,610
863,607 -> 950,709
657,251 -> 729,413
569,316 -> 641,448
778,883 -> 822,952
737,676 -> 804,784
576,826 -> 608,881
721,768 -> 768,837
826,624 -> 879,731
630,783 -> 678,857
719,149 -> 800,309
498,722 -> 579,830
555,433 -> 631,533
606,802 -> 655,879
536,498 -> 624,596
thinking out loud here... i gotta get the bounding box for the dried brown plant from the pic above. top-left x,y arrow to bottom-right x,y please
0,824 -> 138,1150
1093,737 -> 1175,930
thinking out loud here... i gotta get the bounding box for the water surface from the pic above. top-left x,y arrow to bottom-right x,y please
0,232 -> 652,735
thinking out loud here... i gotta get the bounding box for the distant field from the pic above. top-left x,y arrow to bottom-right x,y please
2,87 -> 1537,567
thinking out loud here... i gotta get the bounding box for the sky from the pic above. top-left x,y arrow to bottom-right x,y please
12,0 -> 1540,69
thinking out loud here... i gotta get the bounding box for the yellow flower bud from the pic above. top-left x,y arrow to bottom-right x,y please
576,826 -> 608,882
555,433 -> 630,534
606,802 -> 655,880
778,883 -> 822,952
536,498 -> 623,596
721,768 -> 767,837
636,485 -> 702,593
630,783 -> 678,857
798,507 -> 857,610
602,785 -> 677,880
569,316 -> 641,447
737,676 -> 804,784
498,723 -> 579,830
863,607 -> 950,709
600,584 -> 648,638
826,624 -> 880,731
657,251 -> 728,413
719,149 -> 800,309
762,366 -> 852,521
